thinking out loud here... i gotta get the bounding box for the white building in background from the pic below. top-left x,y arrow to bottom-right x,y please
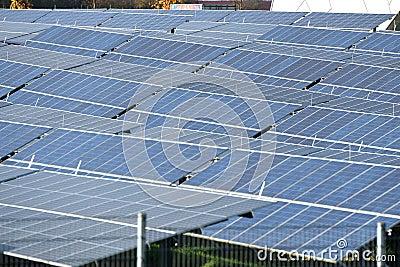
271,0 -> 400,14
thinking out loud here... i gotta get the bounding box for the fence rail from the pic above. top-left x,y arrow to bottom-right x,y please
1,224 -> 399,267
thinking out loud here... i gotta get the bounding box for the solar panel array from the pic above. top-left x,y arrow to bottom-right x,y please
293,12 -> 394,30
0,8 -> 399,267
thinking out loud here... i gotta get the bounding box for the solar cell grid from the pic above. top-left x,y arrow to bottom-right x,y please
355,32 -> 400,55
27,26 -> 131,57
35,10 -> 116,26
214,49 -> 341,81
0,9 -> 400,266
219,11 -> 306,25
8,70 -> 141,116
294,13 -> 393,30
0,45 -> 95,69
0,9 -> 51,23
0,103 -> 138,134
257,25 -> 369,49
277,106 -> 400,151
0,121 -> 51,159
0,60 -> 48,88
321,64 -> 400,98
114,36 -> 228,63
100,12 -> 190,31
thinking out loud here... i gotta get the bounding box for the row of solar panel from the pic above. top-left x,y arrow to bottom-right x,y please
2,114 -> 399,213
0,9 -> 392,29
204,202 -> 399,254
0,165 -> 266,266
1,10 -> 399,266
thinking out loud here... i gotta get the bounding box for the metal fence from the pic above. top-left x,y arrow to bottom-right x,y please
1,225 -> 399,267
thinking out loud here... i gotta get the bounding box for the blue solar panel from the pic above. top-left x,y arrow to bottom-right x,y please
257,25 -> 369,49
294,12 -> 393,30
7,70 -> 141,117
349,52 -> 400,69
35,10 -> 115,26
219,11 -> 307,25
318,64 -> 400,103
0,9 -> 50,23
8,90 -> 123,118
112,36 -> 228,63
100,12 -> 190,31
189,10 -> 232,22
27,26 -> 131,57
0,85 -> 12,97
0,166 -> 267,266
12,129 -> 130,176
277,106 -> 400,151
204,201 -> 399,259
0,60 -> 48,89
242,41 -> 349,61
214,49 -> 341,81
317,96 -> 400,116
1,10 -> 400,266
355,32 -> 400,55
70,59 -> 167,83
0,121 -> 50,159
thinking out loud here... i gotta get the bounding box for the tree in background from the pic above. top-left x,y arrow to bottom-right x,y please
10,0 -> 33,8
151,0 -> 182,9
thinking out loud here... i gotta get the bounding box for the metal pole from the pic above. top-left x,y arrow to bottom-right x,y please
377,222 -> 386,267
137,212 -> 146,267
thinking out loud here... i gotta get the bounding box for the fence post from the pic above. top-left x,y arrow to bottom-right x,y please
137,212 -> 146,267
377,222 -> 386,267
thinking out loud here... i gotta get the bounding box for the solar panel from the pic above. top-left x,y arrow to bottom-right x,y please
318,96 -> 400,116
70,59 -> 166,83
242,41 -> 349,61
0,21 -> 52,45
315,64 -> 400,104
209,22 -> 276,35
349,52 -> 400,69
354,31 -> 400,55
0,166 -> 268,266
189,10 -> 232,22
111,36 -> 228,63
0,85 -> 13,97
27,26 -> 132,57
0,59 -> 48,89
0,165 -> 36,183
100,12 -> 190,31
1,9 -> 400,267
0,103 -> 139,134
8,90 -> 124,118
294,12 -> 394,30
0,9 -> 51,23
219,11 -> 307,25
190,30 -> 259,43
203,202 -> 399,259
257,25 -> 369,49
140,31 -> 241,48
175,21 -> 225,34
0,121 -> 51,159
8,70 -> 142,118
213,49 -> 341,81
35,10 -> 116,27
0,45 -> 95,69
276,106 -> 400,151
